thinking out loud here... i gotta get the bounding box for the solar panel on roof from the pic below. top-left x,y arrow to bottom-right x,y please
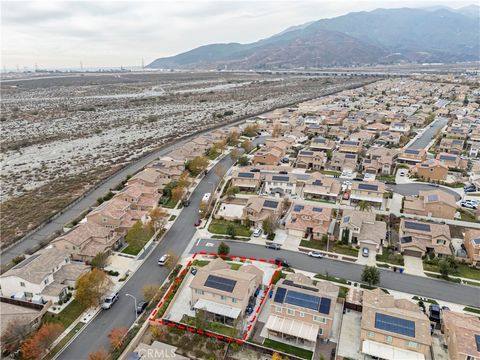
313,138 -> 326,144
404,221 -> 431,232
285,290 -> 321,311
427,194 -> 439,202
272,175 -> 289,182
238,172 -> 255,178
439,155 -> 456,161
475,334 -> 480,352
204,275 -> 237,293
312,207 -> 323,213
264,200 -> 279,209
274,287 -> 287,303
358,183 -> 378,191
313,180 -> 323,186
342,141 -> 358,145
301,151 -> 314,156
473,238 -> 480,245
345,154 -> 356,159
319,297 -> 331,314
452,140 -> 463,144
405,149 -> 419,154
282,279 -> 318,292
293,204 -> 304,212
375,313 -> 415,338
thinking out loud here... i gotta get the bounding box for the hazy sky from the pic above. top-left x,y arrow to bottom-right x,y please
1,0 -> 475,69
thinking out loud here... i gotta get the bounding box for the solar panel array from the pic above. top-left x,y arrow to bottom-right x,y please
427,194 -> 439,202
473,238 -> 480,245
452,139 -> 463,145
238,172 -> 255,178
358,183 -> 379,191
475,334 -> 480,352
300,151 -> 314,156
293,204 -> 305,212
439,155 -> 456,161
345,154 -> 356,159
375,313 -> 415,338
272,175 -> 289,182
405,149 -> 419,155
342,140 -> 358,145
319,298 -> 331,314
274,286 -> 332,314
343,216 -> 350,224
404,221 -> 431,232
274,287 -> 287,303
264,200 -> 279,209
204,275 -> 237,293
312,180 -> 323,186
312,207 -> 323,213
285,290 -> 321,311
313,138 -> 326,144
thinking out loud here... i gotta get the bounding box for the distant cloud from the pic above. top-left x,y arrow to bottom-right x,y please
0,0 -> 475,69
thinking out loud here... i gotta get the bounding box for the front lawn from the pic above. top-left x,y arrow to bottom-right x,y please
423,262 -> 480,281
464,306 -> 480,315
121,242 -> 145,255
263,338 -> 313,360
300,240 -> 358,257
377,175 -> 396,182
208,219 -> 252,237
192,260 -> 210,267
376,248 -> 404,266
320,170 -> 341,177
43,300 -> 86,328
161,197 -> 178,209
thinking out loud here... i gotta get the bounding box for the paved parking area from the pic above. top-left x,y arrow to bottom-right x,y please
337,309 -> 362,360
403,255 -> 425,277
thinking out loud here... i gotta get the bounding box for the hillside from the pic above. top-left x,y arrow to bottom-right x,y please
147,6 -> 480,69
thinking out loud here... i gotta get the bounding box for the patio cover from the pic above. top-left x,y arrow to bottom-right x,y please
193,299 -> 241,319
362,340 -> 425,360
265,315 -> 319,343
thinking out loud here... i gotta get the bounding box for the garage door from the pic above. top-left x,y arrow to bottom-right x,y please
403,249 -> 422,258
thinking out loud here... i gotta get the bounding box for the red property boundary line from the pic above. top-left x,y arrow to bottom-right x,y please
148,252 -> 281,344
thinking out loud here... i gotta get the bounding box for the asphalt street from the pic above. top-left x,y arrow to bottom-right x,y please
191,239 -> 480,308
407,116 -> 448,150
57,138 -> 264,359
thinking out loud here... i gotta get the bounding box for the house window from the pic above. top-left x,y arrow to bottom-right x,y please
314,316 -> 326,323
299,312 -> 305,318
407,341 -> 418,348
196,289 -> 204,295
385,336 -> 393,343
221,296 -> 226,301
20,282 -> 25,287
287,309 -> 294,315
367,331 -> 374,338
318,327 -> 323,335
275,306 -> 282,313
232,298 -> 237,303
44,279 -> 49,285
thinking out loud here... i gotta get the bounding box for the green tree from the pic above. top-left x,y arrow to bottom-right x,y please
90,252 -> 109,269
186,156 -> 209,176
226,224 -> 236,239
238,156 -> 249,166
75,268 -> 112,308
125,220 -> 155,251
361,266 -> 380,286
242,124 -> 258,138
357,200 -> 372,212
217,241 -> 230,256
262,216 -> 276,236
226,186 -> 239,198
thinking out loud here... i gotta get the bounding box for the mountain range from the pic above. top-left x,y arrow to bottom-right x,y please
147,5 -> 480,70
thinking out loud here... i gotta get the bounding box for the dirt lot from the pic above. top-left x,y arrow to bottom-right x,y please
0,71 -> 368,247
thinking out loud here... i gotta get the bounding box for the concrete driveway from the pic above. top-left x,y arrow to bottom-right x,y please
403,255 -> 425,277
356,246 -> 376,266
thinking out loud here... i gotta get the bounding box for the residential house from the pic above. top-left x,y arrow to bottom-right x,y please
302,173 -> 341,202
252,147 -> 283,166
436,153 -> 468,170
398,148 -> 427,165
403,190 -> 457,220
366,122 -> 389,133
361,289 -> 432,360
464,229 -> 480,268
328,153 -> 358,174
0,248 -> 89,302
442,310 -> 480,360
295,150 -> 326,170
167,146 -> 201,162
230,170 -> 262,192
389,122 -> 411,134
242,196 -> 282,227
51,222 -> 122,262
365,148 -> 399,175
263,173 -> 298,197
305,124 -> 328,137
145,159 -> 184,181
309,137 -> 336,152
328,126 -> 350,140
471,126 -> 480,142
349,130 -> 375,144
265,137 -> 294,154
338,140 -> 362,154
438,138 -> 464,155
190,258 -> 263,325
376,131 -> 401,147
266,273 -> 339,350
445,125 -> 469,140
339,210 -> 386,252
128,168 -> 170,190
412,159 -> 448,182
350,181 -> 385,209
286,203 -> 333,240
399,219 -> 452,257
343,117 -> 366,131
115,184 -> 161,211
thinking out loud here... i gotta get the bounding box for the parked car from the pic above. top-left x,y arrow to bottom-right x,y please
399,170 -> 406,176
461,200 -> 478,209
266,243 -> 281,250
250,168 -> 260,173
385,181 -> 397,185
158,254 -> 170,266
182,199 -> 190,207
429,183 -> 440,188
253,228 -> 262,237
429,304 -> 441,323
194,219 -> 201,227
136,301 -> 149,314
308,251 -> 324,258
102,293 -> 119,310
362,247 -> 369,257
275,258 -> 290,267
464,186 -> 476,193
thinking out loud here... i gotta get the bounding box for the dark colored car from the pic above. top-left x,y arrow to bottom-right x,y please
136,301 -> 149,314
194,219 -> 201,227
275,258 -> 290,267
182,199 -> 190,207
429,304 -> 441,323
385,181 -> 397,185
